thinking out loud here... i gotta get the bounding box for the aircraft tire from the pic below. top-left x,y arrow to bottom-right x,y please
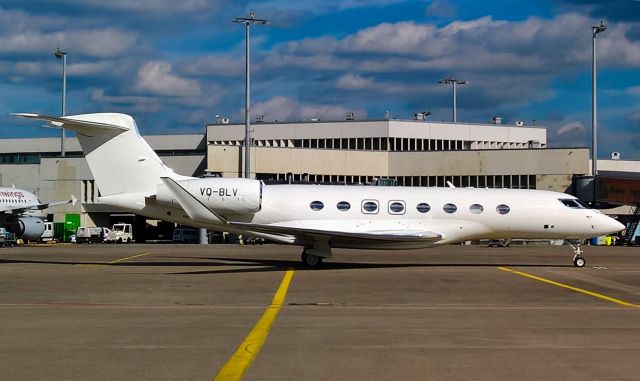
573,256 -> 585,268
302,251 -> 322,268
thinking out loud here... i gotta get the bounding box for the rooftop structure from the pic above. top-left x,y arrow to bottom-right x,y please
207,119 -> 547,153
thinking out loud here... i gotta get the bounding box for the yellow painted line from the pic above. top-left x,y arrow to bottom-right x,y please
108,252 -> 151,264
214,270 -> 295,381
498,267 -> 639,308
74,252 -> 151,267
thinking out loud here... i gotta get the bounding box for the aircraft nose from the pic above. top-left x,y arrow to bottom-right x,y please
598,216 -> 625,235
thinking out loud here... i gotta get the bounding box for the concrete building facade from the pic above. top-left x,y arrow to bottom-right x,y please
206,119 -> 586,193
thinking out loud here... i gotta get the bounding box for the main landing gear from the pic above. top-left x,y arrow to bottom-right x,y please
567,240 -> 586,268
301,242 -> 332,268
301,250 -> 323,268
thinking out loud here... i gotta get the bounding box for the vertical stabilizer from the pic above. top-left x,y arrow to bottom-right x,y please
14,113 -> 188,196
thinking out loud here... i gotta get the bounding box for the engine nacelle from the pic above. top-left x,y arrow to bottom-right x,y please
156,178 -> 262,216
7,217 -> 46,240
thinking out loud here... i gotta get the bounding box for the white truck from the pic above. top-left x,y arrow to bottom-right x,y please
76,226 -> 110,244
40,221 -> 55,243
104,223 -> 133,243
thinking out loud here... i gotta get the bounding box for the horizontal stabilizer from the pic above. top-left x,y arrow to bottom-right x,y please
12,113 -> 128,132
160,177 -> 228,224
36,195 -> 78,210
0,195 -> 77,215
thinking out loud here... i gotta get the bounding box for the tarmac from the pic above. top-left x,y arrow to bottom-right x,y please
0,243 -> 638,381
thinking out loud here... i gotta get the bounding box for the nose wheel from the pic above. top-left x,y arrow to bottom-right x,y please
567,240 -> 586,268
572,255 -> 586,268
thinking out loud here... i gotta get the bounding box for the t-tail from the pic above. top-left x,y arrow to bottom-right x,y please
13,113 -> 190,198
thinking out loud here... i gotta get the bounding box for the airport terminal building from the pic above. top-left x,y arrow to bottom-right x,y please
1,116 -> 638,241
206,118 -> 587,192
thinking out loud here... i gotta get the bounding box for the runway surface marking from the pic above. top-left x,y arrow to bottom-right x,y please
498,267 -> 639,308
214,269 -> 295,381
107,252 -> 151,264
74,252 -> 151,267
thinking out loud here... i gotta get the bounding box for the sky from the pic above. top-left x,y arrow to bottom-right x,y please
1,0 -> 640,159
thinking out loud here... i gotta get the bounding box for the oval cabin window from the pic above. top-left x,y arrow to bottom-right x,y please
389,201 -> 405,214
496,204 -> 511,215
362,201 -> 378,213
310,201 -> 324,211
337,201 -> 351,211
443,203 -> 457,213
469,204 -> 484,214
416,203 -> 431,213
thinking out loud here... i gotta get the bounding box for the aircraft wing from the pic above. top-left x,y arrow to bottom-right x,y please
0,195 -> 77,215
230,221 -> 442,248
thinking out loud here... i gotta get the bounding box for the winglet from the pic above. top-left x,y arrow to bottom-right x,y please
160,177 -> 228,224
71,195 -> 78,206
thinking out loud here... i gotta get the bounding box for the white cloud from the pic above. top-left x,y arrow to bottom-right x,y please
275,13 -> 640,74
14,62 -> 46,76
626,86 -> 640,95
91,89 -> 161,112
336,73 -> 373,89
0,28 -> 138,58
627,110 -> 640,123
557,121 -> 585,135
180,55 -> 245,77
57,0 -> 215,13
251,96 -> 366,122
136,60 -> 201,97
426,0 -> 457,18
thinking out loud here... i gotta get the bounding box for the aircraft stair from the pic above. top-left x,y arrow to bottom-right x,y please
623,203 -> 640,245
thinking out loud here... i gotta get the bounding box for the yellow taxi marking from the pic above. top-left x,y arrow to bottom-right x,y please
108,252 -> 151,264
498,267 -> 639,308
214,269 -> 295,381
74,252 -> 151,267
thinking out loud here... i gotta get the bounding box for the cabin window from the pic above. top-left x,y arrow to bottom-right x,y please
416,203 -> 431,213
337,201 -> 351,211
559,198 -> 588,209
388,201 -> 406,215
443,203 -> 457,213
469,204 -> 484,214
310,201 -> 324,211
496,204 -> 511,215
362,200 -> 379,214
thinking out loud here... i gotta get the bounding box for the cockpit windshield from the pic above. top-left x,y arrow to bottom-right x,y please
559,198 -> 589,209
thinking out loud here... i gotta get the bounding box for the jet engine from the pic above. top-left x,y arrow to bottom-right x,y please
156,178 -> 262,216
7,217 -> 46,240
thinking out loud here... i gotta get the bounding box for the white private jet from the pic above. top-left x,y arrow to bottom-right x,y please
14,113 -> 624,267
0,186 -> 76,240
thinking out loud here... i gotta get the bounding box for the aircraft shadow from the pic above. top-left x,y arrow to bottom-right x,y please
0,257 -> 574,275
165,256 -> 573,275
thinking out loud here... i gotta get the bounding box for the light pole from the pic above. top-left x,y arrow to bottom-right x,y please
591,21 -> 606,204
233,12 -> 268,179
438,77 -> 468,123
54,47 -> 67,157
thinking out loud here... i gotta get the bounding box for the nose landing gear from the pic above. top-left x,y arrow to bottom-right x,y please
567,240 -> 586,268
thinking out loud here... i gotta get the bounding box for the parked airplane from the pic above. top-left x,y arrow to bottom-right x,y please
0,186 -> 76,240
14,113 -> 624,267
